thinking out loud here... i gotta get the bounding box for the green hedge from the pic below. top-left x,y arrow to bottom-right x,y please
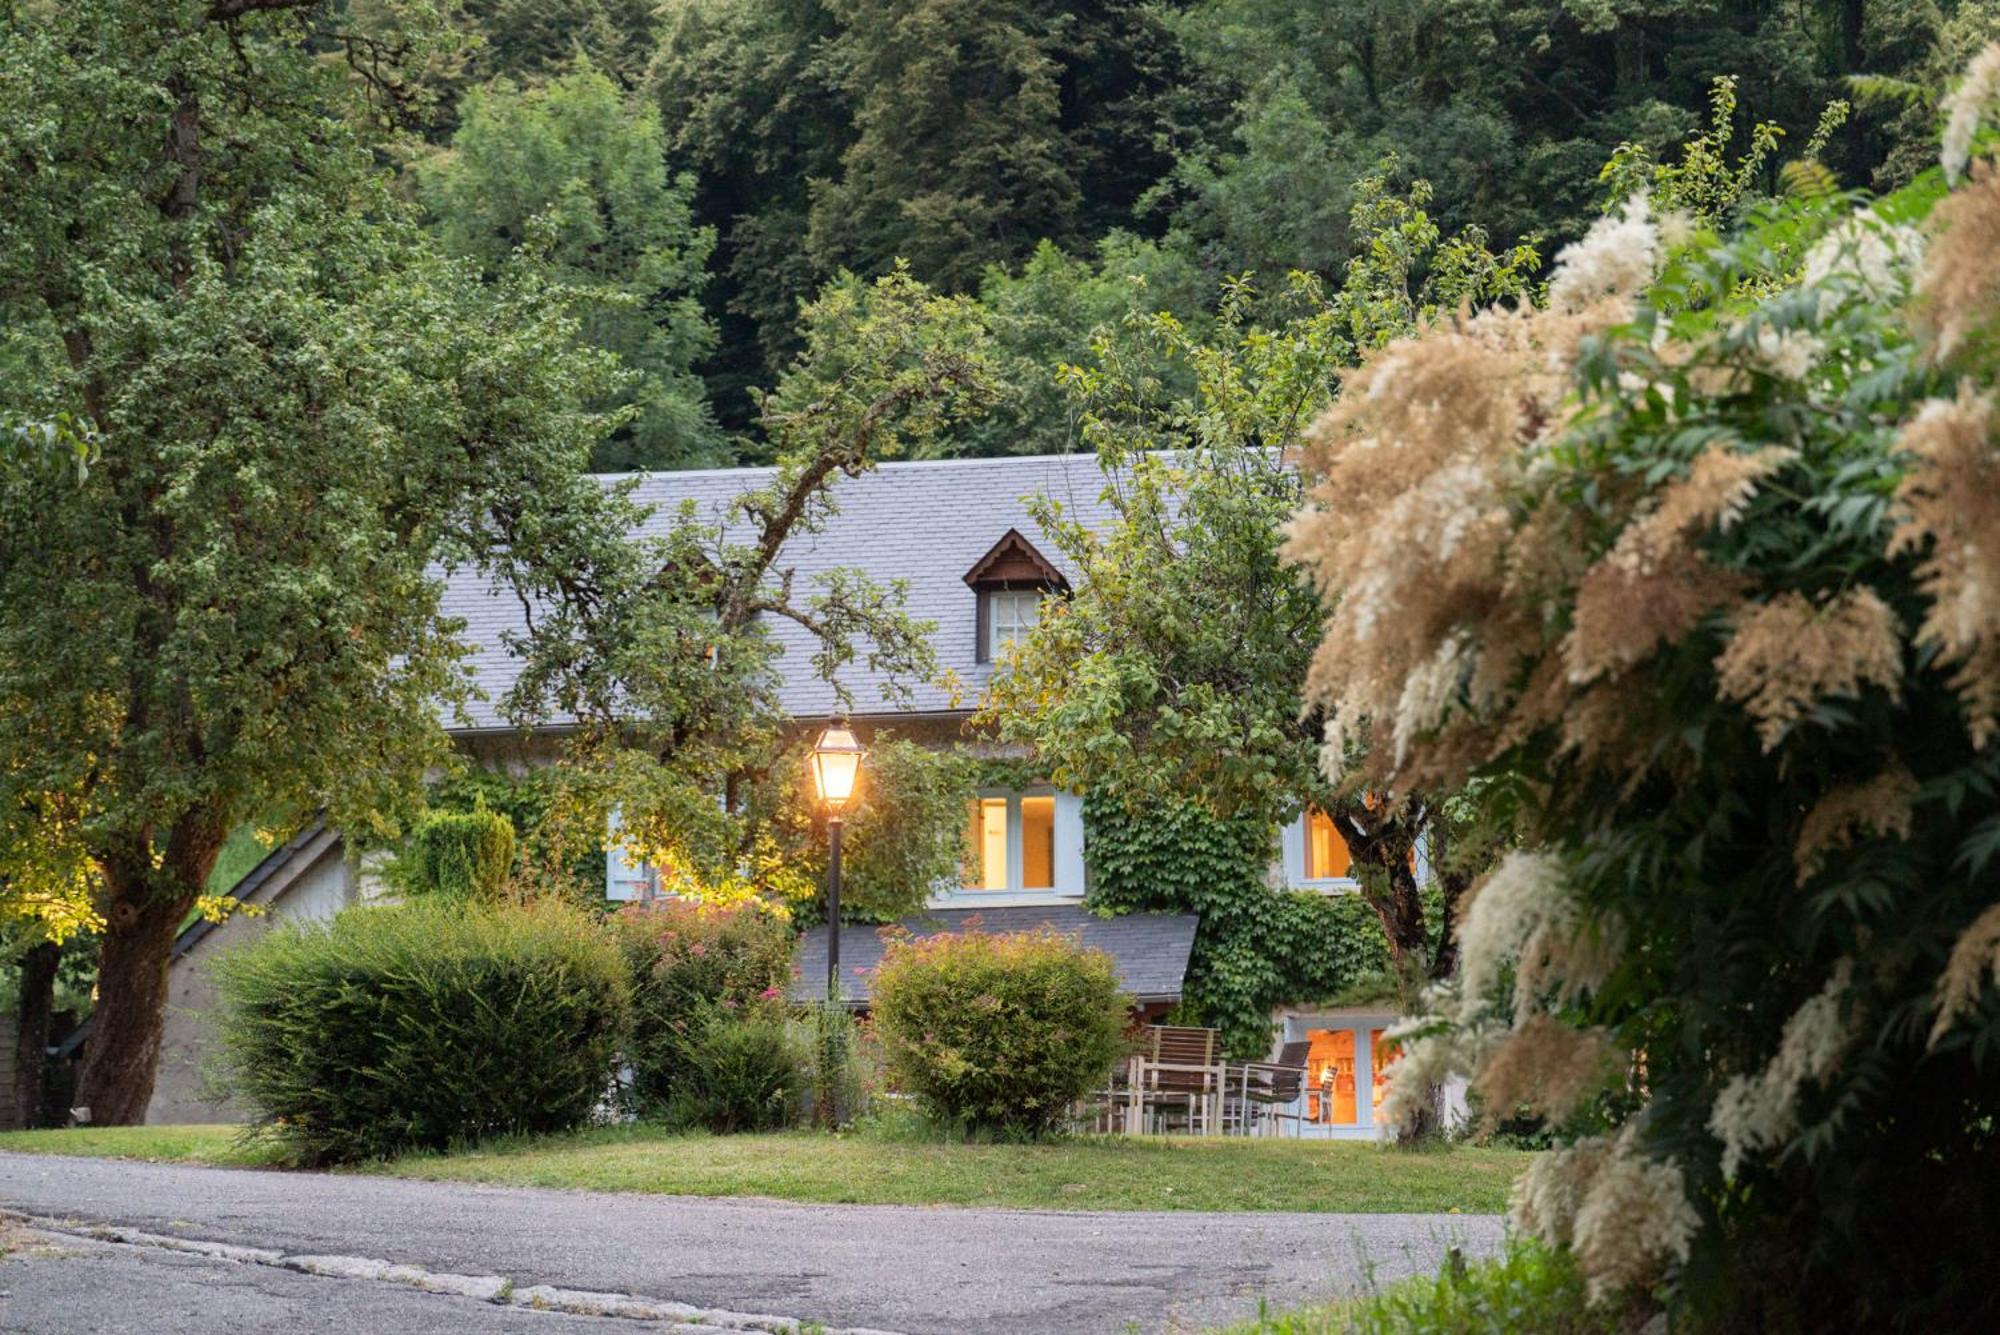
609,901 -> 796,1116
215,900 -> 628,1165
393,803 -> 515,900
871,928 -> 1128,1136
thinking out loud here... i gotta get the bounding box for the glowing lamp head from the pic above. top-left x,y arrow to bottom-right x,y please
809,722 -> 866,810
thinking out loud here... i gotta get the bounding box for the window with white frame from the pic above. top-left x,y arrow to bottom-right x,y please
1283,806 -> 1354,889
985,589 -> 1043,661
958,789 -> 1081,896
1304,807 -> 1351,880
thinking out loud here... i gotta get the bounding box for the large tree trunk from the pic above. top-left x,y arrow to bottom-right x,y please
14,939 -> 59,1129
73,886 -> 191,1126
75,819 -> 221,1125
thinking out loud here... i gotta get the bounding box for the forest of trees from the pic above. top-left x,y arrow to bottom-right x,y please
363,0 -> 2000,468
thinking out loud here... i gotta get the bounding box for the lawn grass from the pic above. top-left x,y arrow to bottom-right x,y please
0,1122 -> 1527,1214
0,1124 -> 287,1168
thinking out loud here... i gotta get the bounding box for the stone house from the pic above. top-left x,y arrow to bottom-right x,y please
140,453 -> 1404,1135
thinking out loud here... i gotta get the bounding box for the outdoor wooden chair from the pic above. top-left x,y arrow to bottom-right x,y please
1229,1040 -> 1311,1137
1127,1024 -> 1222,1135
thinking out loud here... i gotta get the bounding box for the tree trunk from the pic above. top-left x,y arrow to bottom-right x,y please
1840,0 -> 1866,74
1339,813 -> 1429,1011
74,886 -> 191,1126
14,939 -> 59,1129
1613,20 -> 1646,97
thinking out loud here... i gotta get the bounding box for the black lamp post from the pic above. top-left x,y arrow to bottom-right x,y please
808,721 -> 866,1004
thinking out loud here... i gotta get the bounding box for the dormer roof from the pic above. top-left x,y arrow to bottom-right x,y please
962,528 -> 1069,592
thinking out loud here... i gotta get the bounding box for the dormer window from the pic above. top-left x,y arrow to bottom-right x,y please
986,589 -> 1043,660
964,528 -> 1068,665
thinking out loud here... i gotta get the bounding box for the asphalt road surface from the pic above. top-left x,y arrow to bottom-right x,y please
0,1152 -> 1502,1334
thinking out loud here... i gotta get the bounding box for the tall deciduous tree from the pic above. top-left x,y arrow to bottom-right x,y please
982,178 -> 1536,1005
0,0 -> 616,1124
651,0 -> 853,420
503,269 -> 1000,920
418,64 -> 725,470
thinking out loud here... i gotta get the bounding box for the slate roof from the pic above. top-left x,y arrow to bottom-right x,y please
440,452 -> 1122,731
789,904 -> 1200,1006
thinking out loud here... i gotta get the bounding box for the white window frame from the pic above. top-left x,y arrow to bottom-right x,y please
1282,810 -> 1359,893
1280,810 -> 1434,894
985,588 -> 1043,661
605,806 -> 655,902
938,786 -> 1084,906
1279,1010 -> 1398,1139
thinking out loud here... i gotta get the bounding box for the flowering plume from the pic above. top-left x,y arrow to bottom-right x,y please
1931,903 -> 2000,1045
1513,1122 -> 1701,1302
1375,1024 -> 1466,1136
1916,162 -> 2000,362
1547,195 -> 1661,313
1470,1015 -> 1619,1129
1285,300 -> 1610,793
1713,589 -> 1904,750
1940,41 -> 2000,184
1801,210 -> 1923,316
1456,851 -> 1620,1026
1794,766 -> 1919,885
1708,960 -> 1857,1179
1889,386 -> 2000,743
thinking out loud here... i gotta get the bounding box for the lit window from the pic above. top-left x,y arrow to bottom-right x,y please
961,790 -> 1065,893
1021,795 -> 1054,890
1304,807 -> 1351,880
986,589 -> 1042,660
965,797 -> 1008,891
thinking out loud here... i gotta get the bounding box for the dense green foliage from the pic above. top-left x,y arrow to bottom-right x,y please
416,64 -> 723,470
307,0 -> 2000,443
391,804 -> 517,900
1083,794 -> 1393,1056
0,0 -> 619,1124
215,901 -> 629,1165
871,928 -> 1129,1136
417,766 -> 605,903
1288,85 -> 2000,1327
609,901 -> 796,1115
653,998 -> 805,1133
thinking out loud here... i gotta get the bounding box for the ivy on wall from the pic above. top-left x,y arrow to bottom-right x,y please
1082,791 -> 1400,1056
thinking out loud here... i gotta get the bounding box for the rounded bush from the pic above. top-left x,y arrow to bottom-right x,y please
395,803 -> 516,900
215,900 -> 628,1165
871,928 -> 1129,1136
609,901 -> 795,1115
661,999 -> 805,1133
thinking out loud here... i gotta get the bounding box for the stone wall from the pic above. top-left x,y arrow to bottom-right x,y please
147,833 -> 354,1125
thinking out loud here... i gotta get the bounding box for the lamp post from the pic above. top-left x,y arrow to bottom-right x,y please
808,721 -> 866,1004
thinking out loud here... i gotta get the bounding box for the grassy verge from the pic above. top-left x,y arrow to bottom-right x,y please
0,1125 -> 288,1168
0,1123 -> 1529,1214
1212,1239 -> 1626,1334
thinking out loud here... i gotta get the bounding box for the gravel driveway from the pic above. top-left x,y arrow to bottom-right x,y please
0,1152 -> 1501,1333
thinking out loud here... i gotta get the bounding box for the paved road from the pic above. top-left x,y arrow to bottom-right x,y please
0,1153 -> 1501,1334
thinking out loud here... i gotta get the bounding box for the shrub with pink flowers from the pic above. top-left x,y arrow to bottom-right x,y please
609,901 -> 796,1116
871,928 -> 1128,1137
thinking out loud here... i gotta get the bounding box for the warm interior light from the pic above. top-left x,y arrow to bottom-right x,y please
809,723 -> 866,810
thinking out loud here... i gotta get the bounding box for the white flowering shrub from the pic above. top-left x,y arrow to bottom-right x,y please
1287,46 -> 2000,1330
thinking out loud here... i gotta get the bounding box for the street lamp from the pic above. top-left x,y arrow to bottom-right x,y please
809,722 -> 866,1003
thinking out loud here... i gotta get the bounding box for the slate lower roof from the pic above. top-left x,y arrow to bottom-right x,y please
789,904 -> 1200,1007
